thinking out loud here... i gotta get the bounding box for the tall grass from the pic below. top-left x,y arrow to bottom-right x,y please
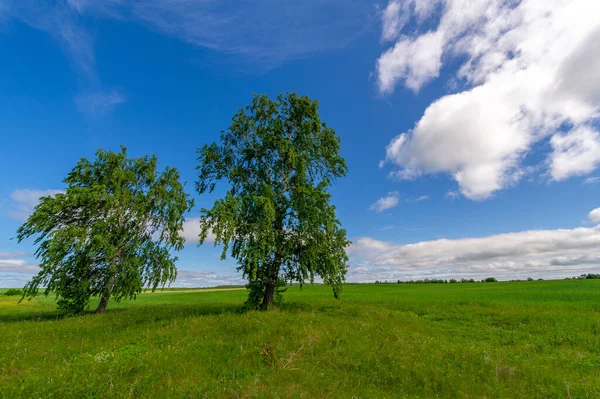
1,281 -> 599,398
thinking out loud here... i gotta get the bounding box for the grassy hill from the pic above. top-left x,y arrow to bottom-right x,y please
1,280 -> 599,398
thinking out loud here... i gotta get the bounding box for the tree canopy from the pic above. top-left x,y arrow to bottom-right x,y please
196,93 -> 349,309
18,146 -> 193,314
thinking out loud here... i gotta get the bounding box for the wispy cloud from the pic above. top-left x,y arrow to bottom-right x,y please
74,90 -> 126,115
7,189 -> 64,220
4,0 -> 125,114
369,191 -> 400,212
445,191 -> 459,200
584,177 -> 600,185
6,0 -> 373,73
126,0 -> 372,68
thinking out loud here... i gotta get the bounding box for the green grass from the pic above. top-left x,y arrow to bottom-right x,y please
1,281 -> 600,398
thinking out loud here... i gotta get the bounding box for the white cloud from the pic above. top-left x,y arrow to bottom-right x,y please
348,223 -> 600,281
378,30 -> 445,93
549,126 -> 600,181
369,191 -> 400,212
181,218 -> 215,245
172,269 -> 244,288
0,258 -> 39,274
381,0 -> 403,42
377,0 -> 600,199
7,189 -> 63,220
589,208 -> 600,223
584,177 -> 600,184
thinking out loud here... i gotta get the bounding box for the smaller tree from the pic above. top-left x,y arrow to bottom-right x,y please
18,146 -> 193,314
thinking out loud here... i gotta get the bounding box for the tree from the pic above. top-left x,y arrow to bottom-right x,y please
17,147 -> 193,314
196,93 -> 349,310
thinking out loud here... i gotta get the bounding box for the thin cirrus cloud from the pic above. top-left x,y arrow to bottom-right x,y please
5,0 -> 373,72
584,177 -> 600,185
2,0 -> 372,112
4,0 -> 125,114
348,209 -> 600,282
376,0 -> 600,200
125,0 -> 373,68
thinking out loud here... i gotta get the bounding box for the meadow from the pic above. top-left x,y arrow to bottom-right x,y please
1,280 -> 599,398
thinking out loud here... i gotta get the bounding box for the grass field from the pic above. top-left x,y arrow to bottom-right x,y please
1,280 -> 600,398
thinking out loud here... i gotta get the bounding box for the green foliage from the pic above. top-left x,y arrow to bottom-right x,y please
3,288 -> 23,296
17,146 -> 193,314
2,281 -> 600,397
484,277 -> 497,282
196,93 -> 349,309
578,273 -> 600,280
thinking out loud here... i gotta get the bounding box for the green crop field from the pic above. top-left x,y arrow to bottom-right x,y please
1,280 -> 600,398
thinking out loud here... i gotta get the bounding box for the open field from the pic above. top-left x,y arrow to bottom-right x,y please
1,281 -> 600,398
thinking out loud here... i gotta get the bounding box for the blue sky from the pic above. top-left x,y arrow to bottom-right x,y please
1,0 -> 600,287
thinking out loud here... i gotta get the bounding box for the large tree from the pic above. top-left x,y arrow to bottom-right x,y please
196,93 -> 349,309
18,147 -> 193,314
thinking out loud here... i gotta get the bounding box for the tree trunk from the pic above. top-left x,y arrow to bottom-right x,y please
261,256 -> 281,310
95,274 -> 115,314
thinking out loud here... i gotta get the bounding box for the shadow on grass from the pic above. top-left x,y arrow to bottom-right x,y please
0,301 -> 247,324
0,310 -> 65,323
0,298 -> 342,324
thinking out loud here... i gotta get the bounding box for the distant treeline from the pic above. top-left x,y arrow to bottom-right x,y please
564,273 -> 600,280
375,277 -> 499,284
371,273 -> 600,285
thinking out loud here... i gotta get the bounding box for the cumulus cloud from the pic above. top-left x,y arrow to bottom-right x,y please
369,191 -> 400,212
377,0 -> 600,199
180,218 -> 215,245
172,270 -> 244,288
348,223 -> 600,281
0,251 -> 41,287
7,189 -> 63,220
549,127 -> 600,181
589,208 -> 600,223
0,258 -> 39,274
